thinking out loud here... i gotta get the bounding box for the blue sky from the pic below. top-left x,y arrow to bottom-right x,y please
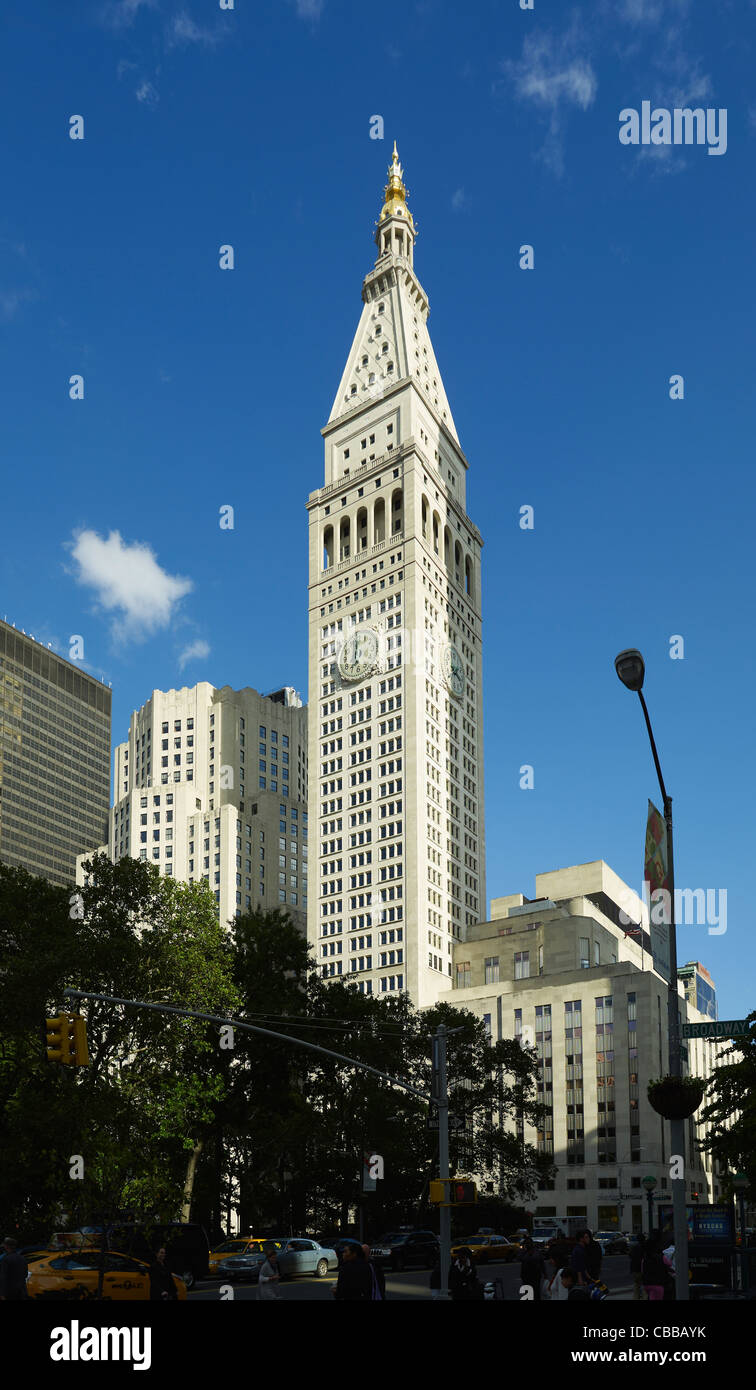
2,0 -> 755,1015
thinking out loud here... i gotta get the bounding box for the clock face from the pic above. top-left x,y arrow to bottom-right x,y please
338,626 -> 380,681
442,643 -> 466,699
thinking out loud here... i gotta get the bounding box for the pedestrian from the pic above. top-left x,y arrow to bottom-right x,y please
258,1243 -> 283,1301
548,1230 -> 571,1277
0,1238 -> 28,1300
546,1260 -> 570,1300
583,1229 -> 603,1282
362,1244 -> 386,1300
148,1246 -> 177,1301
569,1230 -> 590,1288
449,1247 -> 481,1300
641,1237 -> 672,1302
661,1243 -> 676,1301
559,1268 -> 591,1301
333,1242 -> 372,1300
630,1237 -> 646,1300
520,1239 -> 546,1301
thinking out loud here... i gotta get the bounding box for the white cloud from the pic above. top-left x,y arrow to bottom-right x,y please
296,0 -> 325,17
178,639 -> 210,670
501,27 -> 596,177
505,31 -> 597,112
102,0 -> 158,30
167,10 -> 224,46
0,288 -> 36,321
68,530 -> 193,642
135,79 -> 159,105
451,187 -> 467,211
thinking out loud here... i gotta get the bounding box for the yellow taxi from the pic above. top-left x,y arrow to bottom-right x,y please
208,1237 -> 270,1276
27,1250 -> 187,1300
451,1235 -> 521,1265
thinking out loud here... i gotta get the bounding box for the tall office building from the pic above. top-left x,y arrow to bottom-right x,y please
78,682 -> 308,931
451,861 -> 727,1232
0,619 -> 110,886
307,144 -> 485,1008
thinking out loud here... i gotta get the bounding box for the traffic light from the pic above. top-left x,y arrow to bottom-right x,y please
429,1179 -> 477,1206
451,1181 -> 477,1206
72,1015 -> 89,1066
46,1013 -> 89,1067
46,1013 -> 73,1066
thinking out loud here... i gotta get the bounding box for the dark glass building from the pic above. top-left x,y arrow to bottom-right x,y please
0,620 -> 111,886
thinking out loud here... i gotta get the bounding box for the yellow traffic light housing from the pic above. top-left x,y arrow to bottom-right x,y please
46,1013 -> 88,1067
72,1015 -> 89,1066
429,1178 -> 478,1206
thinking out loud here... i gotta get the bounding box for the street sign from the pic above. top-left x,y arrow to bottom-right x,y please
681,1020 -> 748,1040
426,1111 -> 465,1131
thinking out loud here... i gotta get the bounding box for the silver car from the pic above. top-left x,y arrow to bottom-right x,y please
277,1238 -> 338,1278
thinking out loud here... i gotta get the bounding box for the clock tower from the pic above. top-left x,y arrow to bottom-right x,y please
306,144 -> 485,1009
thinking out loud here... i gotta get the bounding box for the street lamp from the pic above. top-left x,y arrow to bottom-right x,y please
733,1173 -> 749,1292
642,1175 -> 657,1237
615,649 -> 689,1300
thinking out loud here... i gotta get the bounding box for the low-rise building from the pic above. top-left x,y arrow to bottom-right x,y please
451,860 -> 729,1233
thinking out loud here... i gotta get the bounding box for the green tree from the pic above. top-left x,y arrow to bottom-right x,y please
697,1012 -> 756,1195
0,855 -> 239,1238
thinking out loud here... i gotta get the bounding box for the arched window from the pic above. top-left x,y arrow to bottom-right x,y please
444,525 -> 452,567
356,506 -> 368,552
454,541 -> 462,584
323,525 -> 334,571
339,516 -> 350,563
361,355 -> 368,367
465,554 -> 473,598
382,342 -> 388,355
392,488 -> 404,535
421,495 -> 429,540
387,361 -> 394,374
432,511 -> 440,555
374,496 -> 386,544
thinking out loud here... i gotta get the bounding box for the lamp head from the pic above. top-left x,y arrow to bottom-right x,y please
642,1175 -> 657,1192
615,649 -> 645,692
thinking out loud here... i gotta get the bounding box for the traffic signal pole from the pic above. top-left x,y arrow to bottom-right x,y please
436,1024 -> 451,1300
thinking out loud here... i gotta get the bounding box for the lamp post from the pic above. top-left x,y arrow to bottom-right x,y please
733,1173 -> 749,1291
615,650 -> 689,1300
642,1175 -> 657,1236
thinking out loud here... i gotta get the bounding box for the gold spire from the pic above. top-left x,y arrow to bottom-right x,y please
378,141 -> 415,232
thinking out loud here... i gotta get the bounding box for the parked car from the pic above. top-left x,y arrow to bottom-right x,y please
27,1250 -> 187,1301
370,1230 -> 439,1271
594,1231 -> 629,1255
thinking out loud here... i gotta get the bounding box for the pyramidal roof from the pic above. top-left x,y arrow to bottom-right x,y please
327,144 -> 459,446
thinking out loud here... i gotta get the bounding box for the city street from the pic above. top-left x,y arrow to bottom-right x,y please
188,1254 -> 633,1301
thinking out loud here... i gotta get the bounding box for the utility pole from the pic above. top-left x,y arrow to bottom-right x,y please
435,1024 -> 451,1299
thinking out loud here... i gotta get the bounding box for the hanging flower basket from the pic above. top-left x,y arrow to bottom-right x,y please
647,1075 -> 706,1120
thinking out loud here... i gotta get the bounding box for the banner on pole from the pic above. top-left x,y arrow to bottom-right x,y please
645,798 -> 671,982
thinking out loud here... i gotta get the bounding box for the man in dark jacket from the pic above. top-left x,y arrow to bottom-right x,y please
520,1240 -> 545,1300
0,1238 -> 28,1300
583,1229 -> 603,1282
334,1243 -> 372,1300
362,1244 -> 386,1299
630,1237 -> 646,1300
149,1246 -> 177,1301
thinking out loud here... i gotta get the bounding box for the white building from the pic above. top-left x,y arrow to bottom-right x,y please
78,682 -> 309,930
451,860 -> 730,1233
307,144 -> 486,1007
